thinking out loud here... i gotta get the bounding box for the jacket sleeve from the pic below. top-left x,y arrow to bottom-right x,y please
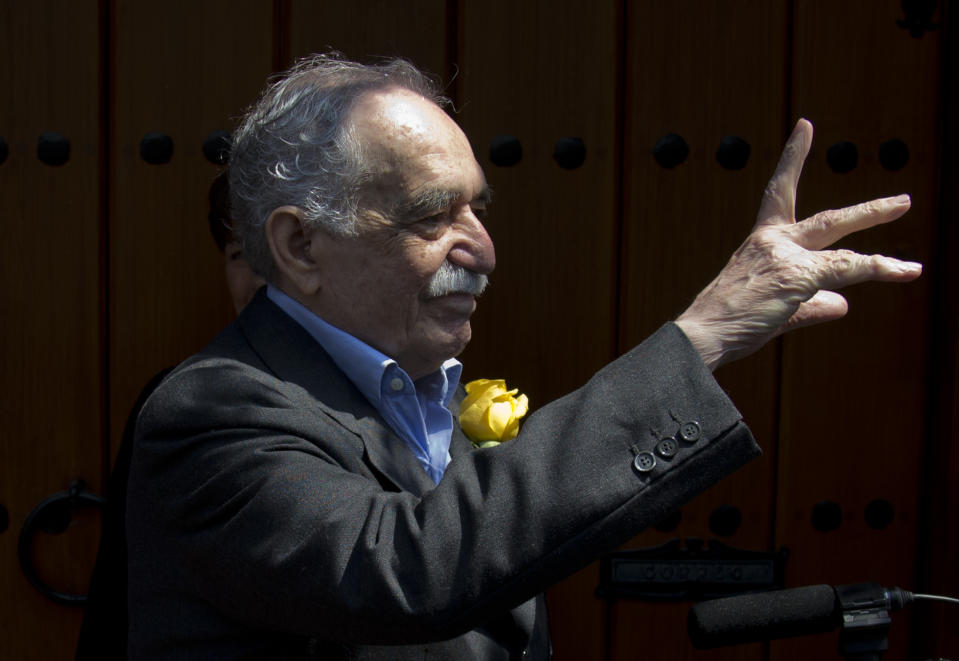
126,322 -> 760,645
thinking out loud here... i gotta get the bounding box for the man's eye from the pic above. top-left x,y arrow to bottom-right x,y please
418,212 -> 449,229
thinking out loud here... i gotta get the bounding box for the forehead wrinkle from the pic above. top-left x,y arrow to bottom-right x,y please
352,89 -> 490,223
353,89 -> 441,159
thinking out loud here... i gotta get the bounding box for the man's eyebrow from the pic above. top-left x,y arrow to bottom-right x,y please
476,185 -> 492,205
399,188 -> 459,220
399,185 -> 492,220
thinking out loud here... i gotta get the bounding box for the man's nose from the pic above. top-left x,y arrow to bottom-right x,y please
448,210 -> 496,275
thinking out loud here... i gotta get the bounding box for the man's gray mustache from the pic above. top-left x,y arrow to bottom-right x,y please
424,262 -> 488,298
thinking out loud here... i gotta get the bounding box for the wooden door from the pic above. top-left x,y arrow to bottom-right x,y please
0,3 -> 104,659
1,2 -> 955,659
918,3 -> 959,657
1,1 -> 275,657
773,3 -> 942,659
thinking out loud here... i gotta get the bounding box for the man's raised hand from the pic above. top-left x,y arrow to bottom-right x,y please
675,118 -> 922,371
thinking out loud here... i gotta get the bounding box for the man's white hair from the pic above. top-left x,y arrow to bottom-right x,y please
228,53 -> 448,281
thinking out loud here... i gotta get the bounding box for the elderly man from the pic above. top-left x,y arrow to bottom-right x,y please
126,55 -> 920,660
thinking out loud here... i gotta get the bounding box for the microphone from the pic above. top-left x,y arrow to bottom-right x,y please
687,583 -> 915,649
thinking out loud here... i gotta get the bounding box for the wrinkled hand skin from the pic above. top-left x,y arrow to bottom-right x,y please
675,119 -> 923,371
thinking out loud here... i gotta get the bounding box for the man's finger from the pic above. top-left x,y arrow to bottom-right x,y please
755,118 -> 813,228
776,290 -> 849,335
793,195 -> 912,250
814,249 -> 922,292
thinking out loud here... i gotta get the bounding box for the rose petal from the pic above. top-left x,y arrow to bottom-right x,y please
514,393 -> 529,418
488,400 -> 518,439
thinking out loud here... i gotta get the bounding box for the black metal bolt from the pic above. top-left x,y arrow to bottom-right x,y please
864,498 -> 895,530
489,134 -> 522,167
140,131 -> 174,165
708,505 -> 742,537
37,131 -> 70,166
826,141 -> 858,173
653,133 -> 689,169
879,138 -> 909,171
553,137 -> 586,170
716,135 -> 751,170
203,130 -> 232,165
811,500 -> 843,532
897,0 -> 938,38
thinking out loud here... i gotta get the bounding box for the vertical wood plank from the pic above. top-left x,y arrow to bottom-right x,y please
613,2 -> 789,658
456,2 -> 621,659
773,2 -> 941,659
0,1 -> 104,658
110,0 -> 274,460
916,1 -> 959,656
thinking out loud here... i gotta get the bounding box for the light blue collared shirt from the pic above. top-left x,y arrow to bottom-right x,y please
267,285 -> 461,484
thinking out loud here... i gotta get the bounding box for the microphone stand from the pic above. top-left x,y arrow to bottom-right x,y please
834,583 -> 895,661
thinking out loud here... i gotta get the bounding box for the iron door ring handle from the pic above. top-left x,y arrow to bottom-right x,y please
17,479 -> 105,605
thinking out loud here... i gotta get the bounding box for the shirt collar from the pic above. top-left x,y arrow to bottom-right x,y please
265,285 -> 462,408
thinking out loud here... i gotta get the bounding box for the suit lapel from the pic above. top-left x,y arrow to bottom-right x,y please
352,416 -> 436,496
448,387 -> 474,461
236,290 -> 435,496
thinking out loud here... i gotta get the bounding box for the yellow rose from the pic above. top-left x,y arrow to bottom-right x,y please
459,379 -> 529,446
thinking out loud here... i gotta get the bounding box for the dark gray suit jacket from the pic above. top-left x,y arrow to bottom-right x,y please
126,290 -> 760,659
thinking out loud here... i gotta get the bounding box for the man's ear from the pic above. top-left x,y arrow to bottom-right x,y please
265,206 -> 325,297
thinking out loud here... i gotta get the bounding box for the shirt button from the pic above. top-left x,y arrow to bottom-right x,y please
634,451 -> 656,473
390,377 -> 404,392
656,437 -> 678,458
679,421 -> 701,442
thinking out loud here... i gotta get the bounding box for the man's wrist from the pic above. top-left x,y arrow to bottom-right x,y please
673,317 -> 722,372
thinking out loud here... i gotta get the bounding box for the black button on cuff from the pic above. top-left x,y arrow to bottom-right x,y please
634,451 -> 656,473
656,437 -> 678,458
679,421 -> 701,442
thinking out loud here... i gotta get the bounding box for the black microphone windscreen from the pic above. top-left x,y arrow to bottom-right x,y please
688,584 -> 840,649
